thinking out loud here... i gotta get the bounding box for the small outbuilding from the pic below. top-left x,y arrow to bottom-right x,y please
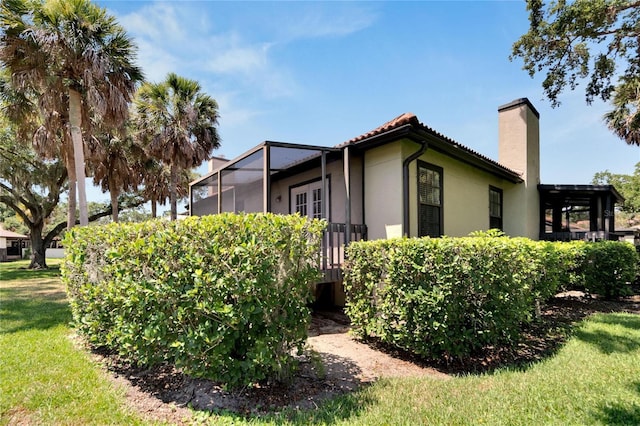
0,228 -> 28,262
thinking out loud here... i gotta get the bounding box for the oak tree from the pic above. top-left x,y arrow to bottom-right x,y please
512,0 -> 640,145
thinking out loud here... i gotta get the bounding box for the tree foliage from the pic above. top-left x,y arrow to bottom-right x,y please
86,131 -> 144,223
512,0 -> 640,145
0,118 -> 67,268
593,162 -> 640,226
0,0 -> 143,227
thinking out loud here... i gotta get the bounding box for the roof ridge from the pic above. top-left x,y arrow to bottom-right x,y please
338,112 -> 522,179
339,112 -> 419,146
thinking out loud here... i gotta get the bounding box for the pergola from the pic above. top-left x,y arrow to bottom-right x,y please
538,184 -> 624,241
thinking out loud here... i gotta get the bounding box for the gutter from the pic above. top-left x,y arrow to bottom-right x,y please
402,140 -> 428,236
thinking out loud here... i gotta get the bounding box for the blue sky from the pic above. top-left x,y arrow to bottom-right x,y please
91,0 -> 640,206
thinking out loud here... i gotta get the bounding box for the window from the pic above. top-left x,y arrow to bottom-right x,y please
489,186 -> 503,230
290,179 -> 327,219
418,161 -> 443,237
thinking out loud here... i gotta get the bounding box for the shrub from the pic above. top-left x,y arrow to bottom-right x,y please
581,241 -> 638,299
344,236 -> 551,359
343,235 -> 638,360
62,213 -> 325,387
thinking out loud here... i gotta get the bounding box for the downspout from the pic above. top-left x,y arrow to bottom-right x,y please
402,140 -> 428,237
343,146 -> 351,246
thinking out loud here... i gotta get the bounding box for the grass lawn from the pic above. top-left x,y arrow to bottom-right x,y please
2,260 -> 640,425
208,313 -> 640,426
0,260 -> 151,425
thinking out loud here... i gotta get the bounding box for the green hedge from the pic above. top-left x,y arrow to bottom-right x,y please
343,235 -> 637,360
580,241 -> 638,298
62,213 -> 325,387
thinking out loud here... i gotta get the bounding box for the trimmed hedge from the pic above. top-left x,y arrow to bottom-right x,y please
62,213 -> 325,387
343,234 -> 637,360
580,241 -> 638,298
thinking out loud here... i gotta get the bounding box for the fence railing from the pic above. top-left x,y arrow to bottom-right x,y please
539,231 -> 621,242
321,222 -> 367,282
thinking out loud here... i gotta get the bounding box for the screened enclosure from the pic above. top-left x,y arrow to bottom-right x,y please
190,141 -> 367,286
190,142 -> 338,216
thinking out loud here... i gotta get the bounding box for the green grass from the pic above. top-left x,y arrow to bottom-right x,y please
204,312 -> 640,426
2,260 -> 640,425
0,260 -> 148,425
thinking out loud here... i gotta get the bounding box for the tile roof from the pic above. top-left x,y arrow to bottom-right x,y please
341,112 -> 421,145
0,228 -> 28,239
339,112 -> 522,179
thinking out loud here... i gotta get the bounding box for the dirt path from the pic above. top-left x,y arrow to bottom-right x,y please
307,312 -> 448,384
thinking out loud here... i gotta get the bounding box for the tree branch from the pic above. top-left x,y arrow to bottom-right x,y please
0,180 -> 35,213
45,196 -> 147,243
0,194 -> 34,227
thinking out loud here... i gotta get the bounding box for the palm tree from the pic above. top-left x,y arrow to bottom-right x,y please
0,0 -> 143,227
133,73 -> 220,220
86,132 -> 143,222
139,159 -> 193,218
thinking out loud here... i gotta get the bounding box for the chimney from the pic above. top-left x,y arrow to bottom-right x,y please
498,98 -> 540,239
208,155 -> 228,172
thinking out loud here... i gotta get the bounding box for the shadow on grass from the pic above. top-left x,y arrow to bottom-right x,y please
0,277 -> 71,333
254,389 -> 376,425
0,264 -> 61,282
592,382 -> 640,425
574,314 -> 640,354
195,387 -> 376,425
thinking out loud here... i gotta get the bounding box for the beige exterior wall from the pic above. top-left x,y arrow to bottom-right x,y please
407,142 -> 516,238
363,141 -> 404,240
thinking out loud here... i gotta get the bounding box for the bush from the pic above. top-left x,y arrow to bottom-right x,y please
581,241 -> 638,299
62,213 -> 325,387
343,235 -> 638,360
344,236 -> 551,359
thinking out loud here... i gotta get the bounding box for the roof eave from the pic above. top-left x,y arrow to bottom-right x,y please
348,123 -> 523,184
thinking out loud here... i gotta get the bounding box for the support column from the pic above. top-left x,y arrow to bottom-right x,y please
321,151 -> 327,220
216,171 -> 222,214
264,145 -> 271,213
343,146 -> 351,246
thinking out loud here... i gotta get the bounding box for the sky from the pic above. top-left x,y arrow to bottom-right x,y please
89,0 -> 640,207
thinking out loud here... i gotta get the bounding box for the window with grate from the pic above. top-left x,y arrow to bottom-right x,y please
418,161 -> 443,237
489,186 -> 503,230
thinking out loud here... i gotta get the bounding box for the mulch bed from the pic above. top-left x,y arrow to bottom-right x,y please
89,292 -> 640,421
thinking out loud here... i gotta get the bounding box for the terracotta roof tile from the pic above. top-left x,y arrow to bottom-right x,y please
338,112 -> 522,179
340,112 -> 420,145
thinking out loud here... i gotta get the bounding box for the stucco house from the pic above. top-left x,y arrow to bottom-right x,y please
189,98 -> 622,304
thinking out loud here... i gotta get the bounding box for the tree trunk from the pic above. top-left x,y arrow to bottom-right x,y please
169,163 -> 178,221
151,199 -> 157,218
65,144 -> 77,230
110,175 -> 119,223
69,88 -> 88,226
28,222 -> 47,269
